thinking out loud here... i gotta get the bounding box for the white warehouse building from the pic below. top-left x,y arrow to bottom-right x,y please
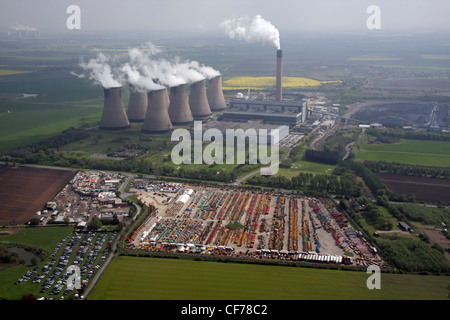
175,194 -> 190,205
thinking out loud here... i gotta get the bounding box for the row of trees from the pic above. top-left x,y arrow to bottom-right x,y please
363,160 -> 450,179
247,170 -> 362,196
366,127 -> 450,142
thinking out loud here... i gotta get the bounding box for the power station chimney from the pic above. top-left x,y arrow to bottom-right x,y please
100,87 -> 131,130
126,85 -> 147,122
168,84 -> 194,125
206,75 -> 227,112
276,49 -> 283,102
142,87 -> 173,134
189,79 -> 212,120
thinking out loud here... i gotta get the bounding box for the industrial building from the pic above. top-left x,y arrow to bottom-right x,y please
197,120 -> 289,145
222,100 -> 306,126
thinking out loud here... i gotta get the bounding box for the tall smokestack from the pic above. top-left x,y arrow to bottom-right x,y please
206,75 -> 227,112
168,84 -> 194,125
126,85 -> 148,122
142,88 -> 173,134
276,49 -> 283,102
189,79 -> 212,120
100,87 -> 131,130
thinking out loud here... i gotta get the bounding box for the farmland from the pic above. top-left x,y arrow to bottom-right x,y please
222,76 -> 340,90
376,173 -> 450,205
0,166 -> 76,225
357,139 -> 450,167
0,70 -> 33,76
88,256 -> 450,300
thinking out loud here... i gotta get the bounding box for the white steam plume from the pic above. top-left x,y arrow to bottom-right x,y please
220,14 -> 280,50
77,41 -> 221,91
79,53 -> 122,89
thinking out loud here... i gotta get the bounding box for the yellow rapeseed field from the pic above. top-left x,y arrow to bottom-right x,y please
0,70 -> 33,76
222,76 -> 340,90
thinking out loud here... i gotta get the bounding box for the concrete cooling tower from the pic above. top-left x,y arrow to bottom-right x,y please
168,84 -> 194,125
206,75 -> 227,112
189,79 -> 212,120
142,87 -> 173,134
126,86 -> 148,122
100,87 -> 130,130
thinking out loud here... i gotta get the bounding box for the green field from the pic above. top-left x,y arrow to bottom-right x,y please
88,256 -> 450,300
357,139 -> 450,167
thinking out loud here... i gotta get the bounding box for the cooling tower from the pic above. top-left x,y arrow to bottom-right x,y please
189,79 -> 212,120
168,84 -> 194,125
126,86 -> 148,122
276,49 -> 283,102
99,86 -> 130,130
141,87 -> 173,134
206,75 -> 227,112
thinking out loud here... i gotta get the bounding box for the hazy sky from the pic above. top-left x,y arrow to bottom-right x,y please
2,0 -> 450,35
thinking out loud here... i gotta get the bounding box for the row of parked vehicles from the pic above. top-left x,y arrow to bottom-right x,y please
14,230 -> 117,299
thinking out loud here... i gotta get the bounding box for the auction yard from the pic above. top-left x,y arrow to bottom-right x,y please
127,179 -> 385,268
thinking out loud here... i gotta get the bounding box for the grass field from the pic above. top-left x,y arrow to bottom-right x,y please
88,256 -> 450,300
0,100 -> 102,152
357,139 -> 450,167
0,226 -> 75,299
0,226 -> 74,255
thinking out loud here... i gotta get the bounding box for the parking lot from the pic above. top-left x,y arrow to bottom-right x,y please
14,230 -> 117,299
129,181 -> 385,268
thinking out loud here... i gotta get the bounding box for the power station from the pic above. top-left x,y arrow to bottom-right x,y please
188,79 -> 212,120
168,84 -> 194,125
126,86 -> 148,122
206,75 -> 227,112
95,45 -> 308,135
99,86 -> 131,130
141,88 -> 173,134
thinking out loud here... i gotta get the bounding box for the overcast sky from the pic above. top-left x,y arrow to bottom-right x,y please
2,0 -> 450,35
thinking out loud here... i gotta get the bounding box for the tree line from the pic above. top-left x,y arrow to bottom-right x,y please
363,160 -> 450,180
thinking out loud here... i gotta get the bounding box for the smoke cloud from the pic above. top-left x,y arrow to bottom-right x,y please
220,14 -> 280,50
77,41 -> 221,91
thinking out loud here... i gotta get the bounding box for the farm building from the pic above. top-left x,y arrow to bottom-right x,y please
398,221 -> 412,233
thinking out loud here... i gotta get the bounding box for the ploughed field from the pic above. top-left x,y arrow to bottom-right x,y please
376,173 -> 450,205
0,166 -> 76,225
